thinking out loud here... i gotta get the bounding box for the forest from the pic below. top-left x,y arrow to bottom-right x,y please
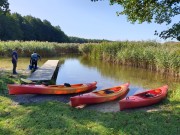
0,12 -> 109,43
0,0 -> 107,43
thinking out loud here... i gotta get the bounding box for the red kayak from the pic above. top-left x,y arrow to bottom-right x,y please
8,81 -> 97,95
119,85 -> 168,111
70,83 -> 130,107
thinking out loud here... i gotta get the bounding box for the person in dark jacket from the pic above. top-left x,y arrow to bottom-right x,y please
30,51 -> 41,70
12,49 -> 18,74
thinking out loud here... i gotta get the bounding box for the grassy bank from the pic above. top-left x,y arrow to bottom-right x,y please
79,41 -> 180,77
0,71 -> 180,135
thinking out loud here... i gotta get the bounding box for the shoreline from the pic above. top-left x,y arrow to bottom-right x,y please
1,69 -> 161,113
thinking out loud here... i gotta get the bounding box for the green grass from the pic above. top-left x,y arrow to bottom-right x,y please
0,97 -> 179,135
0,71 -> 179,135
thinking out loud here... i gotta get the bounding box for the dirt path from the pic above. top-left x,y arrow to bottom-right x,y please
11,94 -> 158,113
12,94 -> 120,112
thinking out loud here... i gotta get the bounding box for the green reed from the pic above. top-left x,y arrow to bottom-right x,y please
0,41 -> 80,57
0,41 -> 179,76
80,41 -> 180,77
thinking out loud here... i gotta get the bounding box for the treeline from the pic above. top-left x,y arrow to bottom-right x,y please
68,36 -> 109,43
0,13 -> 109,43
0,0 -> 109,43
0,13 -> 69,42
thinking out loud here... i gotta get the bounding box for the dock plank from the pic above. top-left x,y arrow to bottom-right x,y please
27,60 -> 59,81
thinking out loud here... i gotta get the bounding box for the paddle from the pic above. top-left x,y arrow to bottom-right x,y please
20,78 -> 34,84
20,78 -> 49,86
64,83 -> 71,87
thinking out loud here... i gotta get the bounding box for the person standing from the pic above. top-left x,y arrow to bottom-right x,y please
12,49 -> 18,74
30,51 -> 41,70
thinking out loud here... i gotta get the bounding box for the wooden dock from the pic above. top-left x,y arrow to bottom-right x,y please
27,60 -> 59,81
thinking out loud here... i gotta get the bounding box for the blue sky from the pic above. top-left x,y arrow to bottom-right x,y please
8,0 -> 179,42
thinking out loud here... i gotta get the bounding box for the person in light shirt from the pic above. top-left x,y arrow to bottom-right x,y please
30,51 -> 41,70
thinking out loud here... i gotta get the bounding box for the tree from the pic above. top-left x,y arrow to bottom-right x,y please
0,0 -> 10,15
158,22 -> 180,41
0,14 -> 22,40
92,0 -> 180,41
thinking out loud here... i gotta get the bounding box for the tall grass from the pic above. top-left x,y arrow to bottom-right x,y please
0,40 -> 179,76
0,41 -> 80,57
79,41 -> 180,77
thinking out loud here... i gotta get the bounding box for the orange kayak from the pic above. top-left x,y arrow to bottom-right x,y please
119,85 -> 168,111
8,81 -> 97,95
70,83 -> 130,107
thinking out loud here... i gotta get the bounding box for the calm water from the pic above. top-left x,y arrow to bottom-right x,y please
56,56 -> 180,96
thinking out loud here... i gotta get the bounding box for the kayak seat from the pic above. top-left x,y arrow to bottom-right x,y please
95,90 -> 114,96
113,87 -> 121,92
64,83 -> 71,87
145,93 -> 155,97
104,89 -> 114,94
154,89 -> 161,94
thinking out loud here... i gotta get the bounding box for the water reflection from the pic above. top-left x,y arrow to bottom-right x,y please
0,57 -> 50,70
56,57 -> 179,96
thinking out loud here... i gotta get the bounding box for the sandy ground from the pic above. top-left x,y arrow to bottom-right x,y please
11,94 -> 121,112
11,94 -> 160,113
